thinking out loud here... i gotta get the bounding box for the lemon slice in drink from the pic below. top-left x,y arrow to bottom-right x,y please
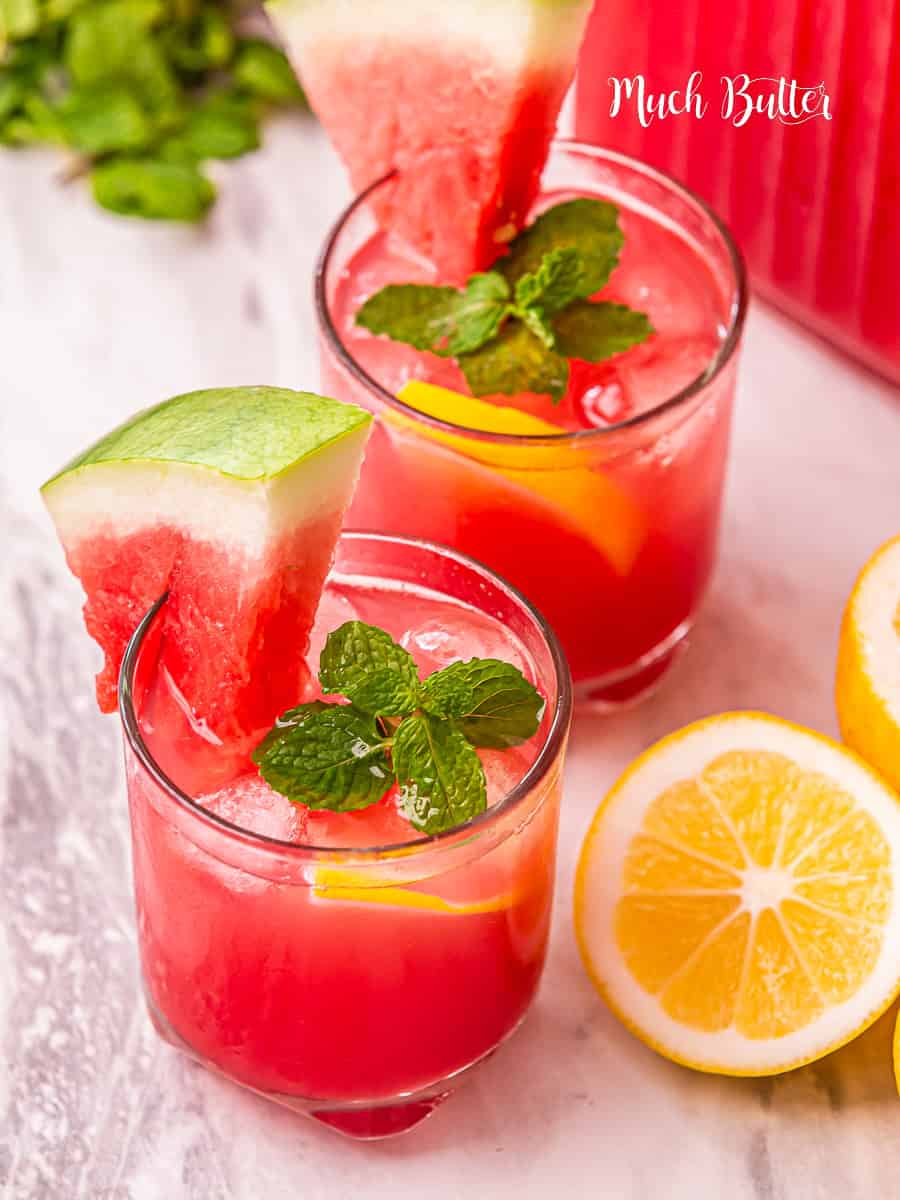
313,865 -> 516,915
575,712 -> 900,1076
836,535 -> 900,794
389,381 -> 645,575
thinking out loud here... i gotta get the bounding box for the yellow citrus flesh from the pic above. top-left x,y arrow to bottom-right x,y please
836,535 -> 900,795
575,712 -> 900,1075
313,866 -> 516,915
388,381 -> 645,575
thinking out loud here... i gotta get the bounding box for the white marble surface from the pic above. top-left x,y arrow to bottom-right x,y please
1,117 -> 899,1200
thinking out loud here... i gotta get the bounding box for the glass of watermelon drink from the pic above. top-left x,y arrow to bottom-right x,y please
119,531 -> 571,1139
316,140 -> 747,707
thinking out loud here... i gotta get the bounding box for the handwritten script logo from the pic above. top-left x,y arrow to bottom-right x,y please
608,73 -> 832,128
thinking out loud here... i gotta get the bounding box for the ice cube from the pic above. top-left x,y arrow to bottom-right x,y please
199,773 -> 307,843
618,334 -> 720,416
306,584 -> 363,676
305,786 -> 412,849
481,745 -> 535,807
567,360 -> 633,426
400,613 -> 532,681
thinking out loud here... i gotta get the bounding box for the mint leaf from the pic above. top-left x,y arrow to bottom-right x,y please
233,38 -> 305,105
60,86 -> 152,154
164,7 -> 234,73
458,319 -> 569,402
518,305 -> 557,351
514,246 -> 585,317
445,272 -> 510,355
1,0 -> 40,40
252,704 -> 392,811
91,159 -> 215,221
355,271 -> 510,358
182,94 -> 259,159
393,713 -> 486,835
356,283 -> 466,353
64,1 -> 161,88
500,199 -> 624,298
553,301 -> 654,362
319,621 -> 419,715
422,659 -> 544,748
251,699 -> 329,759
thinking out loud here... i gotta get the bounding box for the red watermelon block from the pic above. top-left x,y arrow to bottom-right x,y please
42,387 -> 371,744
269,0 -> 593,281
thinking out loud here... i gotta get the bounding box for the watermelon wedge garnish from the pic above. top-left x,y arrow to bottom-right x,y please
42,387 -> 371,744
268,0 -> 593,281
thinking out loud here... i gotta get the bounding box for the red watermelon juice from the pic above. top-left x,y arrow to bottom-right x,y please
121,532 -> 570,1138
317,141 -> 747,707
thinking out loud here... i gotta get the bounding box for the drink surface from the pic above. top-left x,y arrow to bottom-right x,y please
334,188 -> 729,429
126,571 -> 559,1110
575,0 -> 900,384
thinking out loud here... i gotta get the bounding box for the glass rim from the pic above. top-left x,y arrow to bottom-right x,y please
118,530 -> 573,862
314,138 -> 748,447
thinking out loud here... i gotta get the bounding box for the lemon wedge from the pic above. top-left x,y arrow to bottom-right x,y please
313,865 -> 516,915
575,712 -> 900,1076
836,535 -> 900,794
387,381 -> 645,576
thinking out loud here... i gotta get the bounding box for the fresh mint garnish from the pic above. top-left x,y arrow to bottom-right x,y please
392,715 -> 486,836
421,658 -> 545,748
456,320 -> 569,403
356,271 -> 511,359
319,620 -> 419,716
355,198 -> 653,403
252,620 -> 544,836
0,3 -> 307,221
499,198 -> 624,297
553,301 -> 654,362
255,703 -> 393,812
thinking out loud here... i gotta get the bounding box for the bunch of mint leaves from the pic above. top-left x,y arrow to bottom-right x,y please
252,621 -> 544,837
0,0 -> 307,220
356,198 -> 654,403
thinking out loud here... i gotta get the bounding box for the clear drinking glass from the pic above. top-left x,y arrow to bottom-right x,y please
119,532 -> 572,1139
316,140 -> 747,708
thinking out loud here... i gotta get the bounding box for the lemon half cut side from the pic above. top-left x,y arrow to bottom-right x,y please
575,712 -> 900,1076
836,535 -> 900,795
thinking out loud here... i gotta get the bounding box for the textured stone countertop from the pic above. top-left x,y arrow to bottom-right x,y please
2,118 -> 899,1200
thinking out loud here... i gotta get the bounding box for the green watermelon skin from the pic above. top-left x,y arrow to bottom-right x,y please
42,387 -> 371,744
268,0 -> 593,282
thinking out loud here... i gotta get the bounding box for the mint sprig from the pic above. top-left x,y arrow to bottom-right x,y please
0,4 -> 308,222
355,199 -> 653,403
252,621 -> 544,836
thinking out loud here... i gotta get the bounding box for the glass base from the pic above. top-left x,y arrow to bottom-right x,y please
146,993 -> 498,1139
574,620 -> 691,711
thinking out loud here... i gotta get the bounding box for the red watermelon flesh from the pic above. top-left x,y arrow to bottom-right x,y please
268,0 -> 593,282
42,387 -> 372,747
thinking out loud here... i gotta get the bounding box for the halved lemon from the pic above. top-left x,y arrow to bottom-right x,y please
575,712 -> 900,1076
313,865 -> 517,915
836,535 -> 900,794
388,381 -> 645,575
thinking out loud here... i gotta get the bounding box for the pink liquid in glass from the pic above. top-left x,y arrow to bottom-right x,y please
122,533 -> 569,1138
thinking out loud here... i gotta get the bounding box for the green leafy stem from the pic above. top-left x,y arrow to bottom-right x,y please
355,198 -> 655,404
252,620 -> 545,836
0,0 -> 308,220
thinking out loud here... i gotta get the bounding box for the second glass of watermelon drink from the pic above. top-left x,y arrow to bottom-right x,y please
120,531 -> 571,1139
317,141 -> 747,706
